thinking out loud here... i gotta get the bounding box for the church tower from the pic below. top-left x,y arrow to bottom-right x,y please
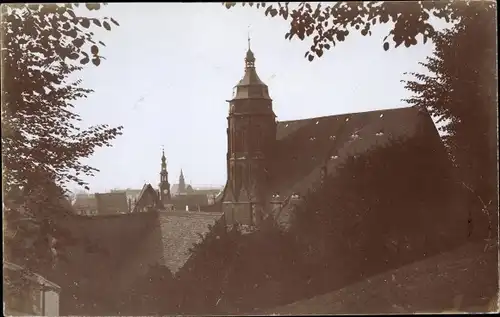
159,149 -> 171,204
222,37 -> 277,227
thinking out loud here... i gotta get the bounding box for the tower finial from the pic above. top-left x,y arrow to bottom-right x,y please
245,26 -> 255,68
161,146 -> 166,169
247,26 -> 251,50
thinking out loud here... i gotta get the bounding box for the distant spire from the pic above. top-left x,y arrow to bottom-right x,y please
178,169 -> 186,194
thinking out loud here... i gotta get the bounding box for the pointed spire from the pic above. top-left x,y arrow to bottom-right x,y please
178,169 -> 186,194
161,146 -> 166,170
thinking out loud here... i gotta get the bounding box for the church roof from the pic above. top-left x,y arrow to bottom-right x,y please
95,192 -> 129,215
268,106 -> 439,199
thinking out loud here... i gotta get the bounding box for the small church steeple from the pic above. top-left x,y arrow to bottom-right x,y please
159,147 -> 171,204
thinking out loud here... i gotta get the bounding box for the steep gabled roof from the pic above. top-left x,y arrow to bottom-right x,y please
133,183 -> 160,212
269,106 -> 439,198
95,192 -> 129,215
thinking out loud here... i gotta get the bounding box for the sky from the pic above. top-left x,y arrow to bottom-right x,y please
68,3 -> 450,193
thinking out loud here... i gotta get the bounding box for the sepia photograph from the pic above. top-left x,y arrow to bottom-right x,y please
2,2 -> 498,316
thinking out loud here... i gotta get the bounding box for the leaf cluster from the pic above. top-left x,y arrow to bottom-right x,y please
402,2 -> 497,205
224,1 -> 495,60
1,3 -> 122,276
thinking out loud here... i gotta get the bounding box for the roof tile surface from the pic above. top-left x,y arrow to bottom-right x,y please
270,107 -> 431,198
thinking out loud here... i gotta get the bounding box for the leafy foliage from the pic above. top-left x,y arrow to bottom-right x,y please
169,132 -> 461,314
224,1 -> 495,60
290,132 -> 461,292
165,221 -> 304,314
119,264 -> 176,315
402,2 -> 497,239
2,3 -> 122,276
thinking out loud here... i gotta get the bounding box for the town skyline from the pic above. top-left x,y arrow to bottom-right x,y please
70,3 -> 451,193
